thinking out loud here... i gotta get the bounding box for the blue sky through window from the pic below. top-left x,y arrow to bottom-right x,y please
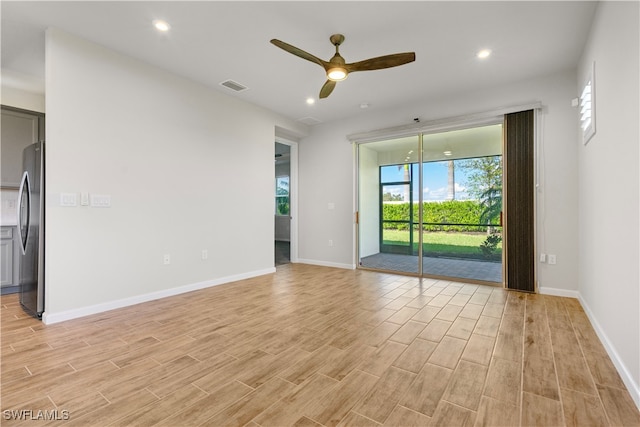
381,161 -> 471,201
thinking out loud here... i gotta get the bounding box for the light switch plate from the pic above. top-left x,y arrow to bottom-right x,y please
60,193 -> 77,207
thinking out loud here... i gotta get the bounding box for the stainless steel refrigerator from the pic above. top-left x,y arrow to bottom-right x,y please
17,141 -> 45,318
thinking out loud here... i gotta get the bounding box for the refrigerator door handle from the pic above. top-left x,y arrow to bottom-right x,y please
16,171 -> 30,256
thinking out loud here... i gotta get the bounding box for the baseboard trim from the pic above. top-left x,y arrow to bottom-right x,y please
42,267 -> 276,325
538,286 -> 580,298
539,286 -> 639,407
295,258 -> 356,270
1,285 -> 20,295
578,295 -> 640,408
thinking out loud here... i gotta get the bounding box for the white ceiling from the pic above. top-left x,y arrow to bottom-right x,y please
1,1 -> 597,125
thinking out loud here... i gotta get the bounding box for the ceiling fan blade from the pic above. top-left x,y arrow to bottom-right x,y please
346,52 -> 416,73
319,80 -> 337,99
270,39 -> 327,68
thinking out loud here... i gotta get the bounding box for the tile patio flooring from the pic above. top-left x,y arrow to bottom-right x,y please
361,253 -> 503,284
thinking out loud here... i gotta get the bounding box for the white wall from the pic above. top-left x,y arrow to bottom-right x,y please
577,1 -> 639,405
43,29 -> 307,322
299,70 -> 580,293
0,86 -> 45,113
298,125 -> 357,269
358,144 -> 380,258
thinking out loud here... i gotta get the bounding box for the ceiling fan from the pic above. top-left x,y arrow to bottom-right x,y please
270,34 -> 416,99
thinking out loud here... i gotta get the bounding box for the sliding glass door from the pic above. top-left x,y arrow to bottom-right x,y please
420,125 -> 503,283
357,125 -> 504,284
358,136 -> 420,274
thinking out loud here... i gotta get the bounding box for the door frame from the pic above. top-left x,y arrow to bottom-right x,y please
354,116 -> 519,286
356,130 -> 505,284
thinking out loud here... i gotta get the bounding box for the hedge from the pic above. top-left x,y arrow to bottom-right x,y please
382,200 -> 498,232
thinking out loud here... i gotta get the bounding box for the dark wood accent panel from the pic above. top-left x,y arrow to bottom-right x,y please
504,110 -> 535,292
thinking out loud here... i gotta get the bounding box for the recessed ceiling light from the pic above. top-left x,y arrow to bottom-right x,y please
444,151 -> 453,156
153,20 -> 171,32
477,49 -> 492,59
306,98 -> 315,105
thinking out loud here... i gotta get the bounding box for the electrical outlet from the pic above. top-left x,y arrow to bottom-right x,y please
328,240 -> 333,247
548,254 -> 557,265
540,253 -> 546,263
90,194 -> 111,208
201,250 -> 208,260
163,254 -> 171,265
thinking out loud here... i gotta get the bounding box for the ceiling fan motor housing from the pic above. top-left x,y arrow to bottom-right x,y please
270,33 -> 415,98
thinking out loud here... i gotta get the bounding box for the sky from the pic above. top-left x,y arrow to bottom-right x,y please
380,160 -> 472,202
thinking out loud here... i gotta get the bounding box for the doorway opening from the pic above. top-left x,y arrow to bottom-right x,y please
357,124 -> 503,285
275,141 -> 294,266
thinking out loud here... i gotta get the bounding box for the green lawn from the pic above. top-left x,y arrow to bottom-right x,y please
382,230 -> 502,261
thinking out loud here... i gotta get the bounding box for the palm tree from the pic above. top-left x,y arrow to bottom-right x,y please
479,185 -> 502,225
397,163 -> 410,201
447,160 -> 455,200
477,184 -> 502,258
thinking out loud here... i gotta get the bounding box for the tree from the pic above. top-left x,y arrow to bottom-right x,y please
383,192 -> 404,202
398,163 -> 410,201
478,185 -> 502,225
458,156 -> 502,225
447,160 -> 455,200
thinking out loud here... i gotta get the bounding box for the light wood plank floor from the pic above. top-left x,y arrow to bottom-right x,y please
2,264 -> 639,426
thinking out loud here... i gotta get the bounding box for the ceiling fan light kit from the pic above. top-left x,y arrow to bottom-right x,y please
270,34 -> 415,99
327,67 -> 348,81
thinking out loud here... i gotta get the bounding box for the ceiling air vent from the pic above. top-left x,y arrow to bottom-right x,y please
297,117 -> 322,126
219,79 -> 248,92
